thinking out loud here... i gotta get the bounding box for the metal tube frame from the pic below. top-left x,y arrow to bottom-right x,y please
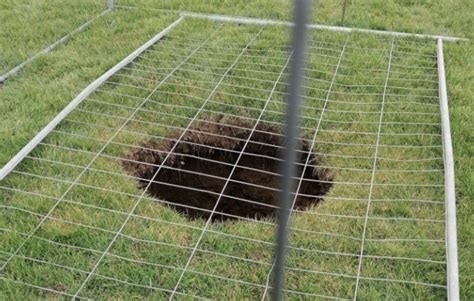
178,11 -> 466,42
437,38 -> 460,300
114,5 -> 467,42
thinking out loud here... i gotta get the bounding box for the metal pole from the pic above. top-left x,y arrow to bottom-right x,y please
437,38 -> 460,301
341,0 -> 348,25
272,1 -> 311,300
107,0 -> 114,9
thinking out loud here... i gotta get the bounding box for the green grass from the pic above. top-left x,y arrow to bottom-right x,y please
0,0 -> 472,299
0,0 -> 104,74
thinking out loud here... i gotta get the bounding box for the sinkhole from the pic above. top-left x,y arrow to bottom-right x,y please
123,116 -> 333,221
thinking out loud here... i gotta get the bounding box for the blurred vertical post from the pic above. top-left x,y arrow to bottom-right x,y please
341,0 -> 348,25
272,1 -> 311,300
107,0 -> 114,9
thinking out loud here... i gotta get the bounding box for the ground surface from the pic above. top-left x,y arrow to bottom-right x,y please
0,0 -> 104,74
0,0 -> 472,300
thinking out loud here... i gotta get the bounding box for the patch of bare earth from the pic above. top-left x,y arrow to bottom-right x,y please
123,115 -> 333,221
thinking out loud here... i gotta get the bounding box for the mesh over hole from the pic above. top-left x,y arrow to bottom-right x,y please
123,115 -> 334,222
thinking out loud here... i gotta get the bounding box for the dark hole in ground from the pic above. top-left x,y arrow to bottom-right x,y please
123,115 -> 334,221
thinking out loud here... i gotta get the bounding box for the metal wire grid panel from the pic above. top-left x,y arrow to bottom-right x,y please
0,17 -> 451,299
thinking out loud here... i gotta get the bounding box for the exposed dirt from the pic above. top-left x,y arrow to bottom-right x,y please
122,115 -> 333,221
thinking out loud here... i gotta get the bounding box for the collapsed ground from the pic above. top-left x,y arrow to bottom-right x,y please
123,115 -> 333,220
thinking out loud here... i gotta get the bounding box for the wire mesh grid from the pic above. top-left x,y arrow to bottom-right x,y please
0,17 -> 448,300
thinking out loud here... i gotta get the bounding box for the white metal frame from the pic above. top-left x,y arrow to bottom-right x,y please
178,11 -> 467,43
437,38 -> 459,301
114,5 -> 467,42
0,10 -> 461,300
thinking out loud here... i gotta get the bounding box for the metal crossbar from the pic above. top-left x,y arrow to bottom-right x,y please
114,4 -> 467,42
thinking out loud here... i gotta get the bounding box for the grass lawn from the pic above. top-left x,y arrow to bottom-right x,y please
0,0 -> 472,299
0,0 -> 104,75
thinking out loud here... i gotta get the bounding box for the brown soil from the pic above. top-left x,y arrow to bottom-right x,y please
122,115 -> 333,221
